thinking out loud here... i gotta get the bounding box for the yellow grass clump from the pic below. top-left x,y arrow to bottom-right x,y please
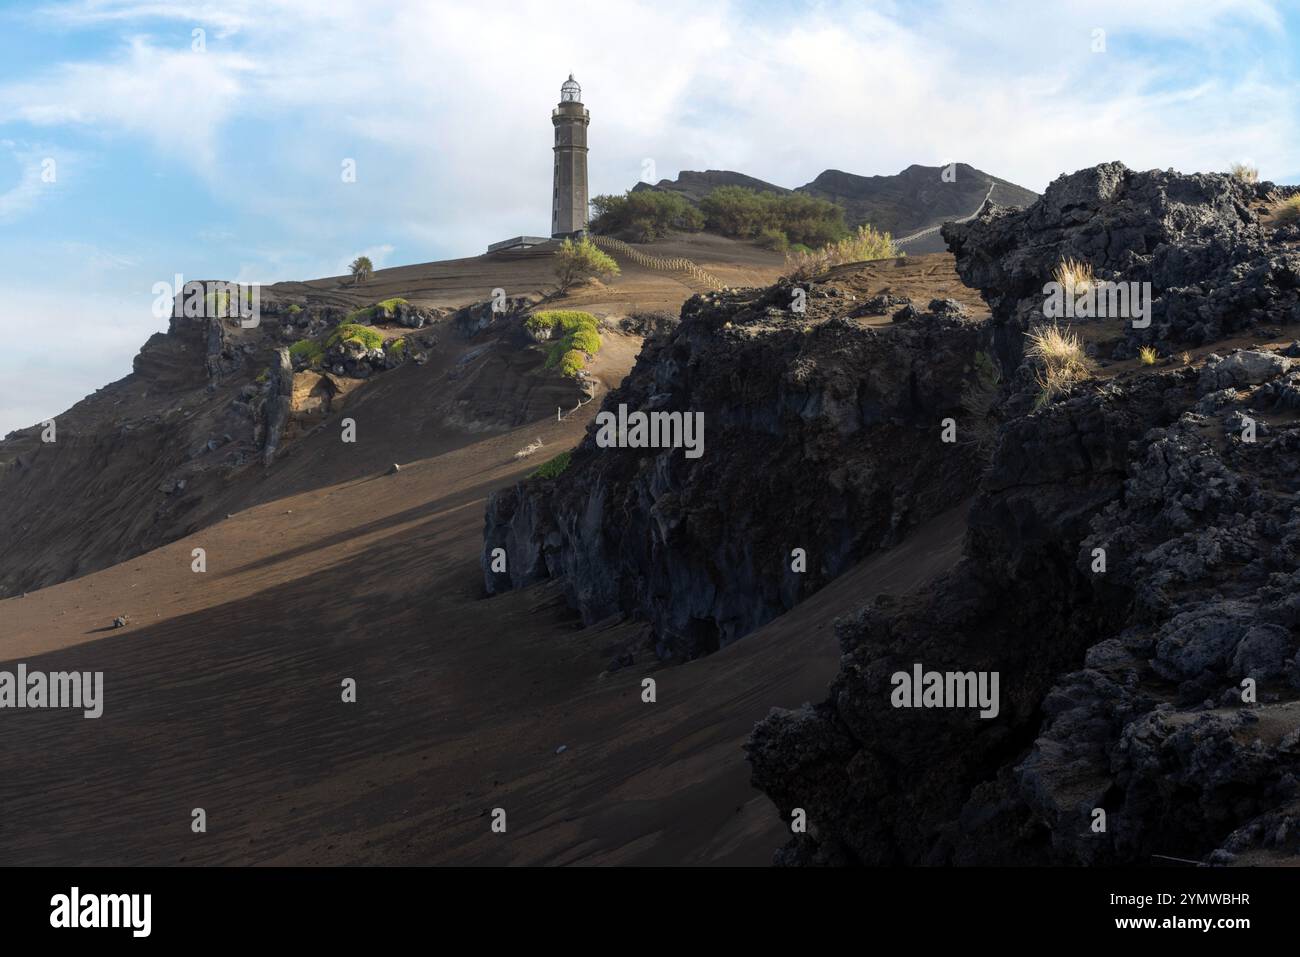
1052,257 -> 1095,298
1229,162 -> 1259,184
1270,194 -> 1300,227
785,225 -> 900,280
1026,324 -> 1092,409
1138,345 -> 1159,366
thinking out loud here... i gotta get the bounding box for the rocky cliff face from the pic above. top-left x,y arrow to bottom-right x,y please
748,165 -> 1300,866
0,295 -> 432,598
483,280 -> 993,659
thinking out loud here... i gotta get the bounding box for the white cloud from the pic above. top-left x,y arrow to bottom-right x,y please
10,1 -> 1299,212
0,34 -> 252,171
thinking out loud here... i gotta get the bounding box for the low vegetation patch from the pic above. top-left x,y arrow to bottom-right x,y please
1138,345 -> 1159,366
529,310 -> 602,377
1026,323 -> 1092,409
378,297 -> 408,312
1271,194 -> 1300,227
288,338 -> 324,367
557,349 -> 587,377
326,322 -> 384,351
785,224 -> 900,279
531,450 -> 571,480
385,337 -> 406,360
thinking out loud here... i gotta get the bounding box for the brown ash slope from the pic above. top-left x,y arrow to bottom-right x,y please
482,255 -> 995,660
0,277 -> 583,599
0,229 -> 788,601
748,164 -> 1300,866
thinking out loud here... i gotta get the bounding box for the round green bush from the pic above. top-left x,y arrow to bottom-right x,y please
558,349 -> 587,377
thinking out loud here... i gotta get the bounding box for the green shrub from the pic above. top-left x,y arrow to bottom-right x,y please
386,337 -> 406,359
554,237 -> 620,291
326,322 -> 384,350
558,349 -> 586,377
528,310 -> 599,335
757,227 -> 789,251
288,339 -> 324,367
699,186 -> 847,246
377,297 -> 408,313
590,190 -> 704,239
532,310 -> 601,376
288,304 -> 302,315
531,450 -> 572,480
569,327 -> 602,354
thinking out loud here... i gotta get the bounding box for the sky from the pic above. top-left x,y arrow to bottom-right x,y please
1,0 -> 1298,436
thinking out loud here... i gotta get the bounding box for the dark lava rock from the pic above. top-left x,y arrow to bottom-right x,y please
482,278 -> 994,660
747,352 -> 1300,866
943,162 -> 1300,358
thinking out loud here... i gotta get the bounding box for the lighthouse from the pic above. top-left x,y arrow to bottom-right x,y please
551,74 -> 590,238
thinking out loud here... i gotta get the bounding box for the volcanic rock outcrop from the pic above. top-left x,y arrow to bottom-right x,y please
482,282 -> 994,659
943,162 -> 1300,360
748,166 -> 1300,866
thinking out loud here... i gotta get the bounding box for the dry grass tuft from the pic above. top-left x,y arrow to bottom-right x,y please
1052,257 -> 1095,297
785,224 -> 900,280
1138,345 -> 1159,366
1229,162 -> 1260,184
1026,324 -> 1092,409
1270,194 -> 1300,227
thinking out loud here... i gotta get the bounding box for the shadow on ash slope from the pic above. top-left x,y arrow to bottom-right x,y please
750,163 -> 1300,866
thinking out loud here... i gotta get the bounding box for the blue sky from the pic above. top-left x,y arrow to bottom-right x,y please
1,0 -> 1298,435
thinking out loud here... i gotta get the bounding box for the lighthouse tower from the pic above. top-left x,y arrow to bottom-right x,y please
551,74 -> 590,238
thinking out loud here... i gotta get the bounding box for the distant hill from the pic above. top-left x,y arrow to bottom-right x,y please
799,164 -> 1039,239
633,163 -> 1039,253
632,169 -> 789,204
